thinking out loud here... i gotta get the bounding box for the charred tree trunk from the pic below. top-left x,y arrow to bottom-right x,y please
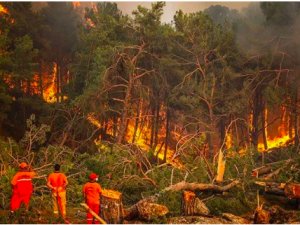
150,104 -> 155,148
113,115 -> 118,139
39,63 -> 43,98
251,90 -> 263,149
163,107 -> 170,163
117,73 -> 133,144
261,101 -> 268,151
153,102 -> 160,149
26,79 -> 31,95
218,117 -> 226,148
132,100 -> 141,144
206,132 -> 214,159
56,62 -> 60,103
294,89 -> 299,147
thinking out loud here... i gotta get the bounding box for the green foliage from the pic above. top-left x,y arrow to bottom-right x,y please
206,194 -> 251,216
158,191 -> 182,216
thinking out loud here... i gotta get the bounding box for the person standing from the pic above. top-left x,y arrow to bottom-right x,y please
83,173 -> 102,224
47,164 -> 68,218
10,162 -> 36,213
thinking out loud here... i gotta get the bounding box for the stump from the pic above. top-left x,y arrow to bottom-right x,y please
182,191 -> 196,216
254,207 -> 270,224
101,189 -> 123,224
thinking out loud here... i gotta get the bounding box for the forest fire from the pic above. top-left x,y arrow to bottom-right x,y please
257,107 -> 294,152
86,113 -> 184,169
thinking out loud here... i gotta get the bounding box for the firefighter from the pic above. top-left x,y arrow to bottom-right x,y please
47,164 -> 68,218
83,173 -> 102,224
10,162 -> 36,213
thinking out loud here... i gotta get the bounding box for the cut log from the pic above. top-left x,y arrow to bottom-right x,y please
136,201 -> 169,221
80,203 -> 107,224
164,180 -> 239,193
222,213 -> 250,224
101,189 -> 123,223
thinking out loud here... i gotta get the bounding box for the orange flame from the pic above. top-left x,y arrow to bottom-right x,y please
43,63 -> 57,103
258,106 -> 293,152
87,107 -> 184,169
0,4 -> 9,15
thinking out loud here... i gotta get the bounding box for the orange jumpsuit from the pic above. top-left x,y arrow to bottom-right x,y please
10,171 -> 36,211
47,172 -> 68,217
83,182 -> 102,224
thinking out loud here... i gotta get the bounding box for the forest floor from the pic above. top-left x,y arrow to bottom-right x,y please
1,200 -> 300,224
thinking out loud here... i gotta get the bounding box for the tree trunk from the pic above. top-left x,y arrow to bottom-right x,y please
163,107 -> 170,163
39,63 -> 43,98
117,73 -> 133,144
261,101 -> 268,150
294,88 -> 299,147
132,100 -> 141,144
251,91 -> 262,150
153,102 -> 160,149
150,105 -> 155,148
163,180 -> 239,192
219,118 -> 226,148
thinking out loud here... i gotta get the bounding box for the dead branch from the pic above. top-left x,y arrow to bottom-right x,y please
163,180 -> 240,193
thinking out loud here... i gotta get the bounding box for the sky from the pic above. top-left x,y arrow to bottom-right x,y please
116,2 -> 251,23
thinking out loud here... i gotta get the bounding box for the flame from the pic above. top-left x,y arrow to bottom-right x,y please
87,107 -> 184,169
258,106 -> 293,152
43,63 -> 57,103
0,4 -> 9,15
87,113 -> 102,128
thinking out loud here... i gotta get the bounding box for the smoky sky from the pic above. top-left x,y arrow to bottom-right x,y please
117,2 -> 251,23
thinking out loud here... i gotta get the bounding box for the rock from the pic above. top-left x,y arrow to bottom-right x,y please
194,198 -> 210,215
222,213 -> 250,224
136,201 -> 169,221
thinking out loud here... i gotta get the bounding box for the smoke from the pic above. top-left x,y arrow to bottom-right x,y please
235,2 -> 300,64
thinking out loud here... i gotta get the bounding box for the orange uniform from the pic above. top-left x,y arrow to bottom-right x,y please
47,172 -> 68,217
10,171 -> 36,211
83,182 -> 102,224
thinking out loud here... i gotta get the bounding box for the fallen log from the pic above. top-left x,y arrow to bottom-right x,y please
80,203 -> 107,224
123,198 -> 168,221
164,180 -> 240,193
252,166 -> 272,177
